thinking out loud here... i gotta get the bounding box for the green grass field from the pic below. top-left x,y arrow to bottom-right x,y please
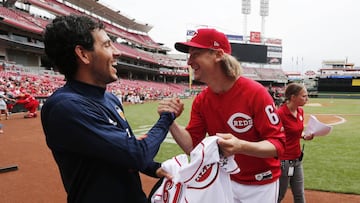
123,98 -> 360,195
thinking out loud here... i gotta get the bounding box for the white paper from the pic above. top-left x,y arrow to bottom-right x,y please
304,115 -> 333,137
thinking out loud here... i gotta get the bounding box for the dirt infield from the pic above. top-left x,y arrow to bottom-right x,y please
0,112 -> 359,202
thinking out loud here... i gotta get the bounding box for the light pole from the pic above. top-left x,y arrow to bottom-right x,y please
260,0 -> 269,44
242,0 -> 251,42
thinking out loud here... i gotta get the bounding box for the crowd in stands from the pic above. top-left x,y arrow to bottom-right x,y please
0,70 -> 64,98
242,66 -> 288,81
107,78 -> 190,103
267,85 -> 285,107
0,66 -> 196,107
0,63 -> 286,112
0,62 -> 288,106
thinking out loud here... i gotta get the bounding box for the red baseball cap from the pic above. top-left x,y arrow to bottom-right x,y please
175,28 -> 231,54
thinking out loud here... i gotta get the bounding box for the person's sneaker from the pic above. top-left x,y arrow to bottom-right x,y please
24,113 -> 36,118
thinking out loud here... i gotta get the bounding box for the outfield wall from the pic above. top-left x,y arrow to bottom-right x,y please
318,77 -> 360,92
317,92 -> 360,99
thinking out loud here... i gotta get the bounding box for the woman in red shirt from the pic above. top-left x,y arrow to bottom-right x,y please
277,83 -> 314,203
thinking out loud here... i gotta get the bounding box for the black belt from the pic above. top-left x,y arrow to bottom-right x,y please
282,151 -> 304,164
281,158 -> 300,164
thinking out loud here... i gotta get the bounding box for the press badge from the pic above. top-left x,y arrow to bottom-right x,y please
288,166 -> 294,176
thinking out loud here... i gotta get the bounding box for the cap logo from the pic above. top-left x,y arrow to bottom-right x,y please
213,41 -> 220,47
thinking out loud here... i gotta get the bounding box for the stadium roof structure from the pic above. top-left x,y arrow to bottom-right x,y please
64,0 -> 153,33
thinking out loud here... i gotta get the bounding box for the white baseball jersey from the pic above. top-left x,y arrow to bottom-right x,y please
151,136 -> 240,203
151,154 -> 188,203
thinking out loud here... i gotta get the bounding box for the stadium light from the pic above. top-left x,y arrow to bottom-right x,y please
260,0 -> 269,17
242,0 -> 251,41
242,0 -> 251,14
260,0 -> 269,43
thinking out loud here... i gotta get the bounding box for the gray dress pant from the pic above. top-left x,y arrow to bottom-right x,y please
278,159 -> 305,203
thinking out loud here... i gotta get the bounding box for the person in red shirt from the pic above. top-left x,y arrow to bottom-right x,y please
276,83 -> 314,203
158,28 -> 286,202
15,92 -> 40,118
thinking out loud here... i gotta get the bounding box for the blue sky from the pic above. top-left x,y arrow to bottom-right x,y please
101,0 -> 360,73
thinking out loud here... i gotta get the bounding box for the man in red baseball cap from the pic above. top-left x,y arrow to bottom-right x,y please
158,28 -> 286,202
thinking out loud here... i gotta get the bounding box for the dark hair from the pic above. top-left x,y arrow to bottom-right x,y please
43,15 -> 105,79
284,83 -> 305,101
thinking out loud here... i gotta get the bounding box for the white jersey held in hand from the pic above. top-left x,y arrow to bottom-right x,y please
151,136 -> 240,203
151,154 -> 188,203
